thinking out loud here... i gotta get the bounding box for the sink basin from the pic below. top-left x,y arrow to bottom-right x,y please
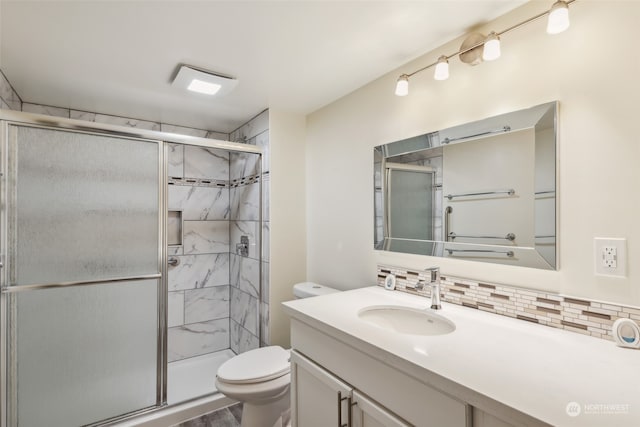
358,305 -> 456,336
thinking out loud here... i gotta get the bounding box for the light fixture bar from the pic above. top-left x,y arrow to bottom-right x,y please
497,0 -> 571,38
397,0 -> 576,86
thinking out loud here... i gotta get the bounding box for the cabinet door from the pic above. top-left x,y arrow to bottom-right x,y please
352,390 -> 412,427
291,351 -> 353,427
472,407 -> 517,427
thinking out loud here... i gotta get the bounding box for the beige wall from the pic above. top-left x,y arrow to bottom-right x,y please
269,110 -> 307,346
305,1 -> 640,306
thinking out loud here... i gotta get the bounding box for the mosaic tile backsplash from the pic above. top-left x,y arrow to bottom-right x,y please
377,264 -> 640,341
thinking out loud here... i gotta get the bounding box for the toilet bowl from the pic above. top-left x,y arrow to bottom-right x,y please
215,282 -> 339,427
215,346 -> 291,427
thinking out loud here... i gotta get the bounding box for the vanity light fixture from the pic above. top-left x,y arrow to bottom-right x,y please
172,65 -> 238,97
482,32 -> 501,61
394,0 -> 575,96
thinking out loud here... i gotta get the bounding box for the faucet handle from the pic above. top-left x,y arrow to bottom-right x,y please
408,280 -> 425,291
424,266 -> 440,282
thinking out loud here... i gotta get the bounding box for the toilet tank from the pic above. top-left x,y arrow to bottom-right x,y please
293,282 -> 339,299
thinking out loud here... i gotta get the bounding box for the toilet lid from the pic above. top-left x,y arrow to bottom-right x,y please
217,346 -> 291,384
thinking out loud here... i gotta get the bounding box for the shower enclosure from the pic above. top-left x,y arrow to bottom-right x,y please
0,110 -> 263,426
385,163 -> 436,242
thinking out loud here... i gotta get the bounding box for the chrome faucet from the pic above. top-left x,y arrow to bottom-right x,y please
424,267 -> 442,310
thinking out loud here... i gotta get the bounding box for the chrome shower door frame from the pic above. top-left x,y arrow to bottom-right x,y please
0,110 -> 263,427
0,109 -> 263,426
384,162 -> 437,244
0,120 -> 165,426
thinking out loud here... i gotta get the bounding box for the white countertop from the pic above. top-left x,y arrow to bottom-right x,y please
282,286 -> 640,427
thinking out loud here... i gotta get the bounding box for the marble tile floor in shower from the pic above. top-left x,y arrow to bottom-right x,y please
176,403 -> 242,427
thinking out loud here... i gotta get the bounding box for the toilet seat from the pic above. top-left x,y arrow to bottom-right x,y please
216,372 -> 291,402
217,346 -> 291,385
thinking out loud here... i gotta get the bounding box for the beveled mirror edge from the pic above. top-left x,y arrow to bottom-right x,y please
373,101 -> 559,271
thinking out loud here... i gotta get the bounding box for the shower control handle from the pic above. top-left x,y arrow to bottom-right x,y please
236,235 -> 250,257
167,257 -> 180,267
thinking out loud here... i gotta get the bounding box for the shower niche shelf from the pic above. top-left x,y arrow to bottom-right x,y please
168,210 -> 183,247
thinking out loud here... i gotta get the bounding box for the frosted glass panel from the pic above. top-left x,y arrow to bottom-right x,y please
11,280 -> 159,427
9,125 -> 160,285
388,169 -> 434,240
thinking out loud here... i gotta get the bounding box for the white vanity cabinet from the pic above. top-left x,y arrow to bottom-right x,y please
289,319 -> 470,427
290,351 -> 351,427
283,286 -> 636,427
291,351 -> 411,427
351,390 -> 412,427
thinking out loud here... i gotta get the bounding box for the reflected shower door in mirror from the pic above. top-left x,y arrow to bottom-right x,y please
374,101 -> 557,270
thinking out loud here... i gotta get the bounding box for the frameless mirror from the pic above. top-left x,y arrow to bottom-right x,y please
374,101 -> 557,270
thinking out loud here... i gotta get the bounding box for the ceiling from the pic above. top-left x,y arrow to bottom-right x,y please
0,1 -> 527,133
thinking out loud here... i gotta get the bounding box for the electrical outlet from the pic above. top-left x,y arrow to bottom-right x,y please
594,238 -> 626,277
603,246 -> 617,268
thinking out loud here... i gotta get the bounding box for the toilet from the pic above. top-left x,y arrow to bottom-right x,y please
291,281 -> 340,299
215,282 -> 339,427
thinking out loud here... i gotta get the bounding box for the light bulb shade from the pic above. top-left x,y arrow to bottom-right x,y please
482,32 -> 501,61
547,0 -> 570,34
434,56 -> 449,81
395,75 -> 409,96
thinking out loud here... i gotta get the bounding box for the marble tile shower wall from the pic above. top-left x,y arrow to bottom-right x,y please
0,70 -> 22,111
229,110 -> 270,351
167,144 -> 232,362
167,110 -> 270,360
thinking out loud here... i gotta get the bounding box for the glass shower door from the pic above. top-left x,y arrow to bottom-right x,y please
386,165 -> 436,239
1,124 -> 164,426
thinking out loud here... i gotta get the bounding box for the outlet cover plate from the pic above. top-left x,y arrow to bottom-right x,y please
594,237 -> 627,277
